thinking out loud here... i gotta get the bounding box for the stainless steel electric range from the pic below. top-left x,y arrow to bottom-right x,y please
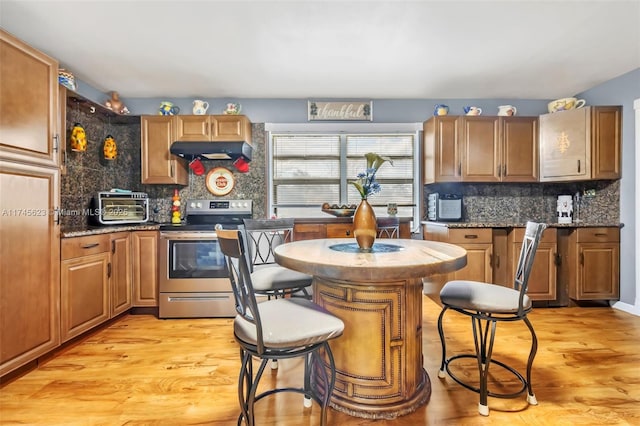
158,199 -> 252,318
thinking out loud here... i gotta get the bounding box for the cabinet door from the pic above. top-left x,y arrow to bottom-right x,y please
175,115 -> 211,141
502,117 -> 538,182
60,252 -> 110,342
0,29 -> 59,168
539,108 -> 590,181
132,231 -> 159,307
509,227 -> 557,301
327,223 -> 353,238
110,232 -> 132,316
446,228 -> 492,282
591,106 -> 621,180
433,116 -> 461,182
575,242 -> 619,300
212,115 -> 252,143
0,161 -> 60,376
140,116 -> 188,185
460,116 -> 501,182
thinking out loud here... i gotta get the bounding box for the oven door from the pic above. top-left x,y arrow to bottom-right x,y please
159,231 -> 231,293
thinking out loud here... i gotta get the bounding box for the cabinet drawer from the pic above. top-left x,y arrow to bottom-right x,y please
447,228 -> 492,244
511,227 -> 557,243
327,223 -> 353,238
575,227 -> 619,243
62,234 -> 110,260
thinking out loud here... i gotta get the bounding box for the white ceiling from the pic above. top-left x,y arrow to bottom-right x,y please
1,0 -> 639,100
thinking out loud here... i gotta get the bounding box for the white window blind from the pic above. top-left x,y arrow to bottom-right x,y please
270,132 -> 416,221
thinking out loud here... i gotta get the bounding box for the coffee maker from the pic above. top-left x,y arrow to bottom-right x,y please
557,195 -> 573,224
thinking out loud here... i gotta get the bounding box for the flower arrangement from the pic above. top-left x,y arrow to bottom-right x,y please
350,152 -> 393,200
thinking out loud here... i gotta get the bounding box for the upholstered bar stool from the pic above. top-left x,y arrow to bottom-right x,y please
217,228 -> 344,426
437,221 -> 547,416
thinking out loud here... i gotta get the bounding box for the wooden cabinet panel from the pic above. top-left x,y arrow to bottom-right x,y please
539,106 -> 621,182
294,223 -> 327,240
0,161 -> 60,376
0,29 -> 59,168
60,252 -> 110,342
61,234 -> 110,260
492,228 -> 509,287
562,227 -> 620,301
423,116 -> 460,183
140,116 -> 188,185
175,115 -> 211,141
326,223 -> 353,238
502,117 -> 538,182
110,232 -> 132,316
132,231 -> 159,307
461,117 -> 501,182
212,115 -> 252,143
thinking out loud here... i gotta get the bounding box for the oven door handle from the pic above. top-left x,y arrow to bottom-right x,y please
160,232 -> 218,240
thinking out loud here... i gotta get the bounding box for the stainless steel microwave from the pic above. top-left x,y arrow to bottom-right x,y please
90,192 -> 149,225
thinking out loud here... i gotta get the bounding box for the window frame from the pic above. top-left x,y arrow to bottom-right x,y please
265,122 -> 422,233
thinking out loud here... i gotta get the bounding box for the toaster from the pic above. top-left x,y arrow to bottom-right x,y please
427,193 -> 463,221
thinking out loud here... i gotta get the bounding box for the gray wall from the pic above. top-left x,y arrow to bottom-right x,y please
577,68 -> 640,307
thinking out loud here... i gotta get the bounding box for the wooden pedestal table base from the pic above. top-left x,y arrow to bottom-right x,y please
274,239 -> 467,419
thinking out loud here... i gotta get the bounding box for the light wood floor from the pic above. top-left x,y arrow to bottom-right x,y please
1,296 -> 639,425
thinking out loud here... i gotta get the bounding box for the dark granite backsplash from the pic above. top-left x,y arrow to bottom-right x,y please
423,180 -> 619,225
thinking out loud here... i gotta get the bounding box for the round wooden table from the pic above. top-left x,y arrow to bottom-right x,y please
274,238 -> 467,419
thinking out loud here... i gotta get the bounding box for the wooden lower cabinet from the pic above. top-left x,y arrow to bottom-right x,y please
508,227 -> 558,301
132,231 -> 159,307
559,227 -> 620,301
110,232 -> 132,315
60,235 -> 111,342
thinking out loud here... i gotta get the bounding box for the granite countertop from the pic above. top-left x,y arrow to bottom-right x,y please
61,223 -> 161,238
420,221 -> 624,229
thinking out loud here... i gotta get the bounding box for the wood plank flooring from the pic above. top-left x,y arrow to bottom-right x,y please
1,296 -> 639,425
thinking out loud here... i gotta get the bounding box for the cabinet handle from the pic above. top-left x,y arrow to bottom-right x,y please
577,160 -> 581,173
594,233 -> 607,237
53,134 -> 59,152
111,240 -> 116,254
458,163 -> 462,176
502,164 -> 506,177
464,234 -> 478,239
497,165 -> 501,177
107,262 -> 112,278
81,243 -> 100,249
170,163 -> 175,178
345,230 -> 351,236
579,252 -> 584,265
495,254 -> 500,268
554,252 -> 561,266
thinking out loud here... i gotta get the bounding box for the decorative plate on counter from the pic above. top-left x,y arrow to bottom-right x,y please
206,167 -> 235,196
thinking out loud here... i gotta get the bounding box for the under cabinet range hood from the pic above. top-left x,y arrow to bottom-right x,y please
170,141 -> 253,162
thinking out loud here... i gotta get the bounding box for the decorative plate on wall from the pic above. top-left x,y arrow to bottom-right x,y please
206,167 -> 235,196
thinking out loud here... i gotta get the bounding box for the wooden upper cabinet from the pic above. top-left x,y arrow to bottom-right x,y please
460,116 -> 501,182
175,115 -> 252,144
140,116 -> 188,185
502,117 -> 539,182
539,106 -> 621,182
0,29 -> 59,168
590,106 -> 621,179
424,115 -> 538,183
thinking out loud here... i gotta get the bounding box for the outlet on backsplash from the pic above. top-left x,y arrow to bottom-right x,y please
584,188 -> 596,198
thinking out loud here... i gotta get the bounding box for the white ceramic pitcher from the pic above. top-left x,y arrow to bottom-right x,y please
498,105 -> 517,116
192,99 -> 209,115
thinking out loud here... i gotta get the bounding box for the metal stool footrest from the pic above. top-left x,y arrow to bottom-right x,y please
443,354 -> 528,399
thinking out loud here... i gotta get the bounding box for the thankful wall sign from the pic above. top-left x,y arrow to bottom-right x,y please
308,101 -> 373,121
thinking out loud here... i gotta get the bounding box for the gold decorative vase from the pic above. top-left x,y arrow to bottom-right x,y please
353,198 -> 377,251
